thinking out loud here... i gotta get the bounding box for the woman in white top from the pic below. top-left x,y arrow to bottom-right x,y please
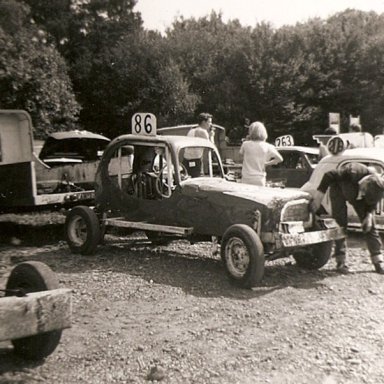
239,121 -> 283,186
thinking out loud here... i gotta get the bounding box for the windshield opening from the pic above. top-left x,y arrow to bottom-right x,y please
179,146 -> 223,179
106,142 -> 176,199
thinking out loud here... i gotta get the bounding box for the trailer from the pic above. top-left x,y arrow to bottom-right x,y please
0,110 -> 110,212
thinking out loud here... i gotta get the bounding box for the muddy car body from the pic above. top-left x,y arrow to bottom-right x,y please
65,131 -> 344,288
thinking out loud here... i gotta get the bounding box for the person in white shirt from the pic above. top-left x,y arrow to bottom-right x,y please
239,121 -> 283,186
183,113 -> 213,177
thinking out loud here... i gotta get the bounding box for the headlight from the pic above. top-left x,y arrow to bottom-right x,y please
279,221 -> 305,234
317,217 -> 339,229
281,199 -> 310,223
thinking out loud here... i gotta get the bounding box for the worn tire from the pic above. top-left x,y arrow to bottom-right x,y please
221,224 -> 265,288
5,261 -> 62,360
65,205 -> 100,255
293,241 -> 333,270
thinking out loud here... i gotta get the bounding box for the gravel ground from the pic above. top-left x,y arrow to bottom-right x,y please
1,213 -> 384,384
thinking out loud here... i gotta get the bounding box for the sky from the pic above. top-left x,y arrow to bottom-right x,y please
135,0 -> 384,34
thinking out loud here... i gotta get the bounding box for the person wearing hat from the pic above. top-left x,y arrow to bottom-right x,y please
183,113 -> 213,177
311,162 -> 384,274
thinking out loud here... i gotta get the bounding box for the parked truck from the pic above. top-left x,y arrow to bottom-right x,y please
0,110 -> 110,212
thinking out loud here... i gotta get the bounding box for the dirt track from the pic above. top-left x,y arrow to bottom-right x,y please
1,213 -> 384,384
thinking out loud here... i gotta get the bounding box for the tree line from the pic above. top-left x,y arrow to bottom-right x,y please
1,0 -> 384,144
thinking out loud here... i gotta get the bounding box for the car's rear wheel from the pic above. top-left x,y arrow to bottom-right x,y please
5,261 -> 62,360
65,205 -> 100,255
292,241 -> 333,270
221,224 -> 265,288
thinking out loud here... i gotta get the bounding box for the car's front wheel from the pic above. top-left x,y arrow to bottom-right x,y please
221,224 -> 265,288
292,241 -> 332,270
65,205 -> 100,255
5,262 -> 62,360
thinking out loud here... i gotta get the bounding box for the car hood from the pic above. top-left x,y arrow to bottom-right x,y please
181,178 -> 310,207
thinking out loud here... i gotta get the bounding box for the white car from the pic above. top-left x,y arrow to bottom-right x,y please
301,146 -> 384,230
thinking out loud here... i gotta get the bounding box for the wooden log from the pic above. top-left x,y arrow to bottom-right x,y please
0,288 -> 72,341
104,218 -> 193,235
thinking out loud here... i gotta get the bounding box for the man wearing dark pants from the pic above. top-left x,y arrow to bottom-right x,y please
311,162 -> 384,274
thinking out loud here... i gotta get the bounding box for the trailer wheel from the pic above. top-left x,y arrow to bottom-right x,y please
293,241 -> 333,270
65,205 -> 100,255
221,224 -> 265,288
5,261 -> 62,360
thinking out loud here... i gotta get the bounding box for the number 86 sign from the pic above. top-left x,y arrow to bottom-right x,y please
131,113 -> 157,136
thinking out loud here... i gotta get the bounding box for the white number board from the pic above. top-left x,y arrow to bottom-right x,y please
132,113 -> 157,136
275,135 -> 294,147
375,135 -> 384,148
327,136 -> 345,155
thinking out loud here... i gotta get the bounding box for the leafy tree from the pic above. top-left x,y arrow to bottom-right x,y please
165,12 -> 258,130
22,0 -> 144,136
5,2 -> 384,143
248,22 -> 325,143
20,0 -> 142,59
0,0 -> 80,138
358,27 -> 384,134
74,30 -> 198,137
295,10 -> 384,135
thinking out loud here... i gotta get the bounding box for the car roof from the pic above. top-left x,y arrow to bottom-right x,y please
110,134 -> 217,150
321,147 -> 384,164
276,146 -> 319,155
48,130 -> 110,141
302,147 -> 384,192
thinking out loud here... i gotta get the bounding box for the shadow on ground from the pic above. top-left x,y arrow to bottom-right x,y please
0,345 -> 45,377
0,222 -> 64,246
3,235 -> 338,301
0,219 -> 367,300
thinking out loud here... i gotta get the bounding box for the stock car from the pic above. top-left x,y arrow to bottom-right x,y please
266,146 -> 320,188
302,143 -> 384,231
64,113 -> 344,288
266,132 -> 375,191
271,132 -> 384,230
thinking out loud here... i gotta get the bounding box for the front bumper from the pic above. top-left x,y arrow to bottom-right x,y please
279,227 -> 345,248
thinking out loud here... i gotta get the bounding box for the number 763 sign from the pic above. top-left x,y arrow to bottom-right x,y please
131,113 -> 157,136
275,134 -> 294,147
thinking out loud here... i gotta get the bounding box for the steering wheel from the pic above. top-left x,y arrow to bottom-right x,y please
155,165 -> 172,198
179,163 -> 189,181
154,163 -> 189,198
